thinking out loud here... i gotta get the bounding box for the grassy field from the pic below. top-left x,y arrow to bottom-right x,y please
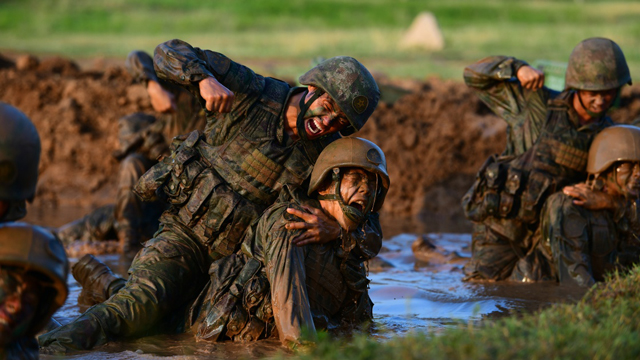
287,266 -> 640,360
1,0 -> 639,80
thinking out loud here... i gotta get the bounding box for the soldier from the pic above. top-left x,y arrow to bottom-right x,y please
39,39 -> 381,352
540,125 -> 640,287
190,137 -> 389,345
462,37 -> 631,281
0,102 -> 69,359
56,113 -> 169,254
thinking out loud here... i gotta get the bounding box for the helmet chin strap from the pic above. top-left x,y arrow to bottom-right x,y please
575,88 -> 620,119
296,88 -> 325,142
316,168 -> 376,224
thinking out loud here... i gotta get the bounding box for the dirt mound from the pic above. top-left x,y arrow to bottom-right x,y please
2,54 -> 640,226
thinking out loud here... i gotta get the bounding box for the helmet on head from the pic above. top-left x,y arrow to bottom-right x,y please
299,56 -> 380,136
309,137 -> 389,216
0,223 -> 69,337
587,125 -> 640,175
113,113 -> 162,160
565,37 -> 631,91
0,103 -> 41,201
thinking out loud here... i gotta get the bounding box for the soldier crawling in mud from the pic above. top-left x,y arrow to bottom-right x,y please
57,113 -> 169,254
462,37 -> 632,281
40,138 -> 388,349
56,50 -> 206,255
539,125 -> 640,287
0,103 -> 68,359
39,39 -> 381,352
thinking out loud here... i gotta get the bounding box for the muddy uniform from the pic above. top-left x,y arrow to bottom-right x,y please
462,56 -> 613,281
125,50 -> 206,139
56,113 -> 169,252
39,40 -> 382,351
539,192 -> 640,287
190,187 -> 379,342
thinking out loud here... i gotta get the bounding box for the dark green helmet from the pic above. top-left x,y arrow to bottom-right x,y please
0,103 -> 41,201
0,223 -> 69,337
565,37 -> 631,91
299,56 -> 380,136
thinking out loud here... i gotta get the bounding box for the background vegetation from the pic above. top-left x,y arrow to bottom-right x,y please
1,0 -> 639,79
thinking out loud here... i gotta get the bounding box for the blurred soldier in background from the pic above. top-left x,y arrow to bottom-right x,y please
0,102 -> 68,359
540,125 -> 640,287
56,113 -> 169,254
38,40 -> 381,352
462,37 -> 632,281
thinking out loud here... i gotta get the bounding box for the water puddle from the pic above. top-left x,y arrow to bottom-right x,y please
29,209 -> 586,359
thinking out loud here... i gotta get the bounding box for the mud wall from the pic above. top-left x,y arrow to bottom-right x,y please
2,55 -> 640,223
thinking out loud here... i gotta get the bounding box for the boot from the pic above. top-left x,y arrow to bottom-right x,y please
72,254 -> 125,306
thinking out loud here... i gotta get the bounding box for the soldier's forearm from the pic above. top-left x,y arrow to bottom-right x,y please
464,56 -> 528,89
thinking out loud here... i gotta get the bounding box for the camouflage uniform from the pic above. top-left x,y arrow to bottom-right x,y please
189,186 -> 380,343
125,50 -> 206,139
39,40 -> 381,351
56,113 -> 169,252
538,192 -> 640,287
462,56 -> 613,281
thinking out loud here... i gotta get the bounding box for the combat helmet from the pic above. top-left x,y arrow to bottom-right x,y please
587,125 -> 640,175
299,56 -> 380,136
309,137 -> 389,223
113,113 -> 163,160
565,37 -> 631,91
0,222 -> 69,337
0,103 -> 41,201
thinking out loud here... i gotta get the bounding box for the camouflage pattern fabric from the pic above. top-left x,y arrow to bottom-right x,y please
40,41 -> 382,351
190,186 -> 378,343
464,56 -> 560,157
56,153 -> 167,251
462,57 -> 613,281
125,50 -> 206,139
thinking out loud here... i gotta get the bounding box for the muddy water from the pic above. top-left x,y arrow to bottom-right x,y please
26,208 -> 586,359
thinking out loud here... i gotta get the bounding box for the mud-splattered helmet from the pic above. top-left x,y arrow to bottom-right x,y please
565,37 -> 631,91
587,125 -> 640,175
299,56 -> 380,136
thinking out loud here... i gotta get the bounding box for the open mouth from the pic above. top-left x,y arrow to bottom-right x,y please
306,118 -> 322,135
349,200 -> 366,212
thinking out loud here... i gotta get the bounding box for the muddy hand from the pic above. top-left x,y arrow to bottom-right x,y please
198,76 -> 235,113
563,183 -> 616,210
516,65 -> 545,90
147,80 -> 177,113
286,205 -> 341,246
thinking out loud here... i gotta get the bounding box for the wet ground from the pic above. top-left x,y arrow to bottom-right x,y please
27,208 -> 587,359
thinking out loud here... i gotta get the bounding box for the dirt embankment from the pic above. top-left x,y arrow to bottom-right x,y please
2,54 -> 640,226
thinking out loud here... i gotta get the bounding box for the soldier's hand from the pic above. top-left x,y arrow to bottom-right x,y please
563,183 -> 618,210
286,205 -> 341,246
516,65 -> 545,91
198,77 -> 235,113
147,80 -> 177,113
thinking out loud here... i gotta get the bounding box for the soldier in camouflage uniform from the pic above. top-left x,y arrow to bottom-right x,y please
39,39 -> 381,352
56,113 -> 169,254
189,137 -> 388,345
125,50 -> 206,139
539,125 -> 640,287
0,102 -> 69,360
462,37 -> 631,281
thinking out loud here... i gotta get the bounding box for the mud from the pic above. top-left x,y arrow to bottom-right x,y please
3,54 -> 640,222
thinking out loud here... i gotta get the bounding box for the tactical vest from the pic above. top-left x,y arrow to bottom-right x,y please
463,91 -> 612,241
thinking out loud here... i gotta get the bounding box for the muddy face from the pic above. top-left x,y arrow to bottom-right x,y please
607,161 -> 640,198
334,168 -> 377,231
574,88 -> 618,122
302,87 -> 349,140
0,269 -> 41,345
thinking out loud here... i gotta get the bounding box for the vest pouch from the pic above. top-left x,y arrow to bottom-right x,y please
134,156 -> 173,201
505,168 -> 523,195
499,192 -> 515,218
518,170 -> 553,223
462,155 -> 497,222
483,190 -> 500,217
485,161 -> 504,189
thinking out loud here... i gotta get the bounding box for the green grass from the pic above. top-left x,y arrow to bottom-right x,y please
287,266 -> 640,359
1,0 -> 639,79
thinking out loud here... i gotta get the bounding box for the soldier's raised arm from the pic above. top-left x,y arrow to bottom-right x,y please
154,39 -> 237,113
127,50 -> 177,113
